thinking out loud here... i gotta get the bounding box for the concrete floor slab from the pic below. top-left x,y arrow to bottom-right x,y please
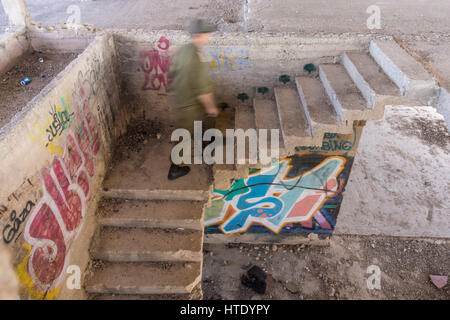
335,106 -> 450,239
103,133 -> 212,192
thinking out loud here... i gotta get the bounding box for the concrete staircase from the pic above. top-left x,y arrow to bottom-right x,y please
84,134 -> 211,300
213,39 -> 436,189
83,39 -> 436,299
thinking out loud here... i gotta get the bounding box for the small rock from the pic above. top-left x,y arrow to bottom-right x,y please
328,287 -> 336,297
285,282 -> 300,294
272,245 -> 278,252
429,275 -> 448,289
156,133 -> 161,139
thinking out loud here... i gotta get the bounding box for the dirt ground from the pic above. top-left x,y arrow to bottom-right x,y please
203,236 -> 450,300
0,51 -> 77,129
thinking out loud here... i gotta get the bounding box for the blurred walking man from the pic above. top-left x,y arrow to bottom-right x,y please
168,19 -> 219,180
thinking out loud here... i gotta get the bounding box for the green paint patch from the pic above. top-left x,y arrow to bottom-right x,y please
225,178 -> 248,201
304,63 -> 317,74
204,199 -> 225,221
279,74 -> 290,84
237,92 -> 249,102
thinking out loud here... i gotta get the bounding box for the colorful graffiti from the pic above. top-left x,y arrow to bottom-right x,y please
205,155 -> 352,236
206,45 -> 251,73
296,131 -> 357,155
137,36 -> 171,93
12,79 -> 101,298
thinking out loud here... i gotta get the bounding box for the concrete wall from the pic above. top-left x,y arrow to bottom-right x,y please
113,30 -> 383,123
204,123 -> 365,244
0,26 -> 29,76
0,31 -> 128,300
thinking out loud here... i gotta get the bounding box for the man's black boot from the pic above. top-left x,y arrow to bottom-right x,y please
168,163 -> 191,180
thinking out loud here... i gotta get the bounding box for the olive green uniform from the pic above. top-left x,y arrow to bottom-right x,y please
170,42 -> 215,134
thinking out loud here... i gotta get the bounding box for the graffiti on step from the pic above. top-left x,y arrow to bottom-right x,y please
296,130 -> 357,155
206,45 -> 251,73
137,36 -> 171,93
204,155 -> 353,236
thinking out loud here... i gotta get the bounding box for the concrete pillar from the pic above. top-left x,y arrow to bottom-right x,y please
1,0 -> 30,27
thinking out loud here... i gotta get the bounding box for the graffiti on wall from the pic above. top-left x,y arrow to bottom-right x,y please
296,131 -> 357,155
1,74 -> 103,299
205,155 -> 352,236
206,45 -> 251,73
137,36 -> 171,93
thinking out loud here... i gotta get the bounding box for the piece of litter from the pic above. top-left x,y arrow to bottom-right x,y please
429,275 -> 448,289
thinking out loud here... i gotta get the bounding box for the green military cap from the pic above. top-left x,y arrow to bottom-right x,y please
188,19 -> 218,34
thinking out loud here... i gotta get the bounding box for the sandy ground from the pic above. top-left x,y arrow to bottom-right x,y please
0,52 -> 77,130
203,237 -> 450,300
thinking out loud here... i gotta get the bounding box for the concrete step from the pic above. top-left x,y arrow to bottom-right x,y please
103,133 -> 212,201
295,76 -> 351,138
97,198 -> 204,230
90,227 -> 202,262
215,106 -> 234,135
319,64 -> 371,124
88,283 -> 203,300
369,40 -> 436,103
84,261 -> 201,295
343,52 -> 402,116
253,98 -> 283,149
234,104 -> 257,165
274,87 -> 317,151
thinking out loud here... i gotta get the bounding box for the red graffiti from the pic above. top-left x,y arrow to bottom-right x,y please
24,86 -> 101,291
28,203 -> 66,286
139,36 -> 172,92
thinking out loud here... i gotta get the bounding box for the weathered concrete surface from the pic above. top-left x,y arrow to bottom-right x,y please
274,87 -> 312,150
342,52 -> 401,110
97,198 -> 204,230
113,30 -> 373,123
246,0 -> 450,35
398,36 -> 450,129
1,0 -> 29,26
319,64 -> 369,123
103,133 -> 213,192
0,242 -> 19,299
90,227 -> 203,262
0,27 -> 29,76
85,261 -> 202,295
2,0 -> 449,36
296,76 -> 344,138
369,40 -> 436,103
336,106 -> 450,239
0,32 -> 127,300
